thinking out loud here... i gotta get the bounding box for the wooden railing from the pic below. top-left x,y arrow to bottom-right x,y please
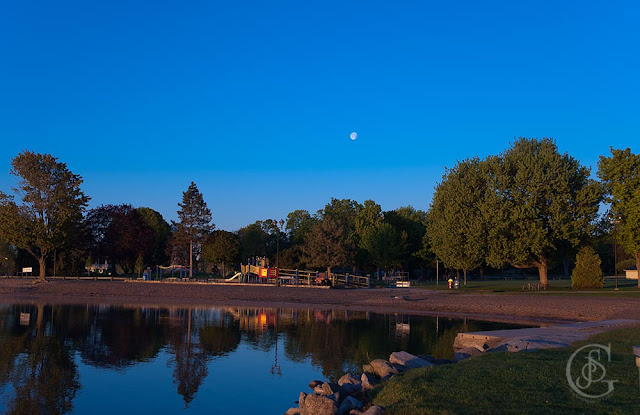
240,265 -> 370,288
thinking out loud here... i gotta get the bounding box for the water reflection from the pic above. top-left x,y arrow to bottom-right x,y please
0,304 -> 529,414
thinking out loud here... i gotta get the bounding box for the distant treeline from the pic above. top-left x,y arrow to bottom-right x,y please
1,138 -> 639,285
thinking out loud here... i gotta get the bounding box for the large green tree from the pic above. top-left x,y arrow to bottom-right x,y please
285,209 -> 316,246
385,206 -> 428,271
84,204 -> 157,273
359,221 -> 405,278
427,157 -> 488,286
171,182 -> 214,278
485,138 -> 603,287
0,151 -> 89,280
201,230 -> 240,277
598,147 -> 640,286
137,207 -> 171,265
303,216 -> 355,274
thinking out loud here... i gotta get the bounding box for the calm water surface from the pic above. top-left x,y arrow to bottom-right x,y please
0,304 -> 530,414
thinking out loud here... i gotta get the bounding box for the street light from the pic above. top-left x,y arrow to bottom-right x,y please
608,213 -> 622,291
271,219 -> 285,268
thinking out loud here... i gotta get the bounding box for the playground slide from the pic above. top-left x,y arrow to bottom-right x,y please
225,272 -> 242,282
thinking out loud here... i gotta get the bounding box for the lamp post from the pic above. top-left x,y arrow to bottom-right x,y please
271,219 -> 285,268
608,213 -> 621,291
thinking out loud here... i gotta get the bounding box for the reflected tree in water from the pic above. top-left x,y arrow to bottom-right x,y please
0,304 -> 79,415
167,308 -> 209,407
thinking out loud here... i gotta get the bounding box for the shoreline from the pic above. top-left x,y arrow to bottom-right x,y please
2,279 -> 640,325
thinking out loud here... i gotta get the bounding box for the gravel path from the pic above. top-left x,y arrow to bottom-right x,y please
2,279 -> 639,324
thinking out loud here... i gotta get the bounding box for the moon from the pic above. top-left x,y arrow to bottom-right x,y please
350,132 -> 357,140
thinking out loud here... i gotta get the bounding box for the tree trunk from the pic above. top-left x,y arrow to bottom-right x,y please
463,269 -> 467,287
189,239 -> 193,278
480,265 -> 484,280
222,261 -> 226,279
38,257 -> 46,281
537,264 -> 549,287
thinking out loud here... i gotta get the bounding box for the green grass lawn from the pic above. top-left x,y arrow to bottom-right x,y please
371,326 -> 640,414
411,278 -> 640,297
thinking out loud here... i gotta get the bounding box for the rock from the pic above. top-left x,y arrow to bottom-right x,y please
362,364 -> 376,376
422,355 -> 453,365
454,347 -> 483,362
322,382 -> 345,396
389,351 -> 434,369
299,392 -> 307,410
338,373 -> 361,387
285,407 -> 302,415
361,372 -> 379,390
326,392 -> 344,405
349,411 -> 363,415
390,363 -> 407,372
338,373 -> 361,394
338,396 -> 363,415
369,359 -> 399,379
309,380 -> 324,390
302,394 -> 339,415
362,405 -> 384,415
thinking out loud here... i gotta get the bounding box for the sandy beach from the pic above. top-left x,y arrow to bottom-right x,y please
2,279 -> 640,325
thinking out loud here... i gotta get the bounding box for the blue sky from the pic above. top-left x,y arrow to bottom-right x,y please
1,0 -> 638,230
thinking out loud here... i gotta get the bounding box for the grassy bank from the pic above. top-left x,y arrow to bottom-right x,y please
413,279 -> 640,297
371,327 -> 640,414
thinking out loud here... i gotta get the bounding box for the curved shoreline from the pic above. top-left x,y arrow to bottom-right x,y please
2,279 -> 640,325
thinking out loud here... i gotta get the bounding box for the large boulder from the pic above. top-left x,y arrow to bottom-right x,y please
369,359 -> 399,379
389,351 -> 434,369
299,392 -> 307,409
302,394 -> 339,415
285,407 -> 302,415
361,372 -> 379,390
309,380 -> 324,390
454,347 -> 483,362
422,355 -> 452,365
362,405 -> 384,414
338,373 -> 361,387
322,382 -> 345,396
362,364 -> 376,376
338,396 -> 363,415
338,373 -> 362,394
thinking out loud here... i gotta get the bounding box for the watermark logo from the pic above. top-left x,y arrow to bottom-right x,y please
566,343 -> 617,400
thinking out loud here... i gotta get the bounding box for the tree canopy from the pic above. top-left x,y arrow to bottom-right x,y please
598,147 -> 640,285
0,151 -> 89,280
201,230 -> 240,277
170,182 -> 213,277
427,157 -> 488,285
485,138 -> 603,286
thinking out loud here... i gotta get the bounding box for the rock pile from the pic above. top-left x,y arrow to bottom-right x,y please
284,351 -> 435,415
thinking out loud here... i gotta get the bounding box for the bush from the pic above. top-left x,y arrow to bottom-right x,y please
617,258 -> 636,274
571,246 -> 603,289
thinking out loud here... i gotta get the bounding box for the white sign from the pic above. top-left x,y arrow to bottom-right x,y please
22,267 -> 32,273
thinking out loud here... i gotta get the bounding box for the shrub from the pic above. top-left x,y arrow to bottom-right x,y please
617,258 -> 636,274
571,246 -> 603,289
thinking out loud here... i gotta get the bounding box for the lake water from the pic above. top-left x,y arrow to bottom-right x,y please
0,304 -> 530,414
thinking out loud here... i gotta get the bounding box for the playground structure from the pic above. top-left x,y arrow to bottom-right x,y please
240,257 -> 370,288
